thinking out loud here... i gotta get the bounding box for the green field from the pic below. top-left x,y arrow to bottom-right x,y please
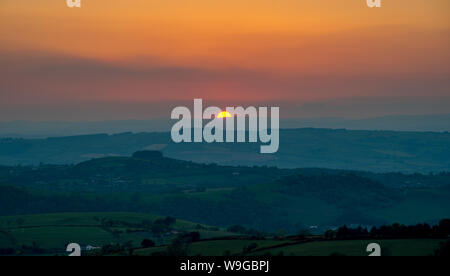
135,239 -> 286,256
250,239 -> 444,256
0,212 -> 233,253
135,239 -> 444,257
0,212 -> 194,229
0,212 -> 446,256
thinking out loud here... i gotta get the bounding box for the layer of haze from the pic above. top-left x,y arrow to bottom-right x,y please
0,0 -> 449,120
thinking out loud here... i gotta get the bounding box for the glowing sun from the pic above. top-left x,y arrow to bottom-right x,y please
217,111 -> 232,118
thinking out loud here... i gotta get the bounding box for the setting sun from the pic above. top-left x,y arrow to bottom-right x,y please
217,111 -> 232,119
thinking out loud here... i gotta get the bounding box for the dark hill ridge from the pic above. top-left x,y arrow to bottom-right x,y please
132,150 -> 163,160
1,115 -> 449,138
4,151 -> 288,192
1,128 -> 450,173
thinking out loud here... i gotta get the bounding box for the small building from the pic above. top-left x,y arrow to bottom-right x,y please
84,245 -> 100,251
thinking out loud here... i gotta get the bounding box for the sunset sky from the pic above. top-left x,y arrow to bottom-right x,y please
0,0 -> 449,120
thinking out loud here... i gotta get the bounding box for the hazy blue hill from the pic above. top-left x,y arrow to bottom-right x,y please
281,114 -> 450,132
1,128 -> 449,172
0,152 -> 449,232
1,114 -> 449,138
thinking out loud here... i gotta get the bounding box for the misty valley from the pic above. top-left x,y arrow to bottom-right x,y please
1,149 -> 449,229
0,128 -> 449,256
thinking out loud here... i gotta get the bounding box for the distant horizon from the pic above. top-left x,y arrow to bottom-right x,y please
1,96 -> 450,122
1,113 -> 450,139
1,112 -> 450,123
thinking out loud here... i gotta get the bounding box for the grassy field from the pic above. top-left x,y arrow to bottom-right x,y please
135,238 -> 444,256
0,212 -> 200,229
134,239 -> 286,256
0,212 -> 446,256
0,212 -> 233,253
250,239 -> 443,256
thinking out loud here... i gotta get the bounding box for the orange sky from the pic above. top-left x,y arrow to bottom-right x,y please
0,0 -> 449,119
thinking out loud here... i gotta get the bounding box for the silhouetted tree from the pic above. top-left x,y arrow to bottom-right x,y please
434,241 -> 450,257
141,239 -> 156,248
166,237 -> 190,256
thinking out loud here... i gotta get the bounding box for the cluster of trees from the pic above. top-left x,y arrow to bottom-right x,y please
179,232 -> 201,243
19,242 -> 45,255
96,216 -> 177,237
148,216 -> 176,236
227,225 -> 265,238
98,241 -> 134,256
324,219 -> 450,240
90,230 -> 199,256
434,241 -> 450,257
242,243 -> 259,254
0,248 -> 15,255
148,231 -> 202,256
141,239 -> 156,248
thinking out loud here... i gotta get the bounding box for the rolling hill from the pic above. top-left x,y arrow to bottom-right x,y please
0,152 -> 449,232
0,212 -> 233,255
1,128 -> 450,173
